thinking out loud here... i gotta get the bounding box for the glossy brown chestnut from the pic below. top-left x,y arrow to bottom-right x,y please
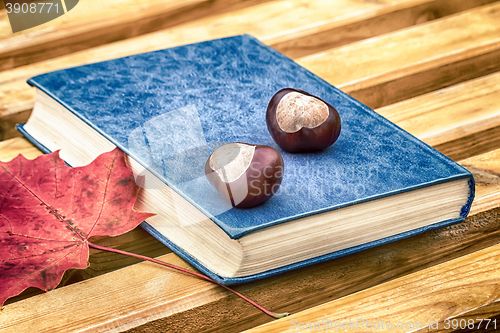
205,142 -> 284,208
266,88 -> 341,153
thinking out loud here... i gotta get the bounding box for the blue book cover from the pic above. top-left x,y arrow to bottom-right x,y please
20,35 -> 474,284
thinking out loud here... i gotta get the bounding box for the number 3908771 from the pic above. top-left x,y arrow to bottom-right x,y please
5,2 -> 61,14
443,318 -> 497,330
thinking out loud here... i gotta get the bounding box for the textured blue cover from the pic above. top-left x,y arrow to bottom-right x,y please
23,35 -> 474,284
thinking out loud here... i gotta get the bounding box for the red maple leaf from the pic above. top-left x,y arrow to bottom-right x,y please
0,148 -> 153,305
0,148 -> 286,318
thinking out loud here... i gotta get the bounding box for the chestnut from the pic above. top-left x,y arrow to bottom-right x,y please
205,142 -> 283,208
266,88 -> 341,153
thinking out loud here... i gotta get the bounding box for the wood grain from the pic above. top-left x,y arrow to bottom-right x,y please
0,6 -> 8,33
0,0 -> 267,71
378,72 -> 500,160
0,255 -> 226,333
244,244 -> 500,333
416,301 -> 500,332
435,126 -> 500,161
259,0 -> 495,58
0,137 -> 40,161
461,149 -> 500,215
0,149 -> 497,332
0,0 -> 493,139
300,3 -> 500,108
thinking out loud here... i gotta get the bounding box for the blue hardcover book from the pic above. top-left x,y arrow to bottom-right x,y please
19,35 -> 474,284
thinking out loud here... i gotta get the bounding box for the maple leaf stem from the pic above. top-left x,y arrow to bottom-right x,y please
87,242 -> 289,319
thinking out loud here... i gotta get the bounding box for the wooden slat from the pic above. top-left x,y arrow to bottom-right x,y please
461,149 -> 500,215
416,301 -> 500,332
1,2 -> 498,329
0,136 -> 39,161
0,0 -> 493,140
0,8 -> 8,32
0,0 -> 266,71
378,71 -> 500,160
245,244 -> 500,333
0,149 -> 498,332
435,126 -> 500,162
0,111 -> 25,140
250,0 -> 496,58
300,3 -> 500,108
0,2 -> 497,331
0,255 -> 224,333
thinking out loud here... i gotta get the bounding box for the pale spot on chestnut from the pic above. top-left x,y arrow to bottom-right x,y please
276,91 -> 329,133
266,88 -> 341,153
208,143 -> 255,183
205,143 -> 284,208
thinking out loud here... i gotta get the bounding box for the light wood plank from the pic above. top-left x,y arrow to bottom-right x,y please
0,255 -> 226,333
0,6 -> 8,33
378,72 -> 500,160
0,110 -> 25,140
415,300 -> 500,332
0,136 -> 39,160
299,3 -> 500,108
435,126 -> 500,162
0,0 -> 493,139
462,149 -> 500,215
0,0 -> 265,71
244,244 -> 500,333
274,0 -> 495,58
0,149 -> 498,332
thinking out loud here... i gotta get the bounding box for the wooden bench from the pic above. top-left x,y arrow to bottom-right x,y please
0,1 -> 498,331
